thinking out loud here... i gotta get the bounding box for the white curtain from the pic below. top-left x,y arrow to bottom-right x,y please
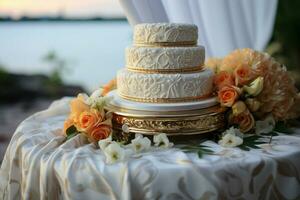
119,0 -> 278,58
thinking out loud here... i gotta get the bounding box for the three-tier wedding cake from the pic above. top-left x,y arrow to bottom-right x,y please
106,23 -> 225,138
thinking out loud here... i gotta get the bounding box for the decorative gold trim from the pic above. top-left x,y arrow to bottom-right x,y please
134,41 -> 197,47
126,66 -> 203,74
111,109 -> 226,136
118,92 -> 212,103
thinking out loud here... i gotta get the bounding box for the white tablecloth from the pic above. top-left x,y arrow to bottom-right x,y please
0,98 -> 300,200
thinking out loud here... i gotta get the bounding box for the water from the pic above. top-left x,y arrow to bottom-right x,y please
0,21 -> 132,91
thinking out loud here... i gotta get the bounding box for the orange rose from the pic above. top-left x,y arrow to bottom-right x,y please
230,110 -> 255,133
214,71 -> 234,89
89,125 -> 111,142
70,97 -> 90,123
218,85 -> 240,107
63,118 -> 74,134
233,65 -> 256,86
77,109 -> 103,132
102,78 -> 117,96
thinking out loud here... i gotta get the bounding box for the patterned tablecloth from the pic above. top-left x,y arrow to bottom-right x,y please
0,98 -> 300,200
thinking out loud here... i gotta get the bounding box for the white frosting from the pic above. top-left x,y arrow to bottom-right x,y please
117,68 -> 214,101
133,23 -> 198,44
126,46 -> 205,70
107,90 -> 218,111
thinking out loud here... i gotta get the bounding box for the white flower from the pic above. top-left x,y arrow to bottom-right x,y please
98,135 -> 112,150
104,142 -> 125,164
90,88 -> 103,99
255,115 -> 275,135
218,127 -> 243,147
153,133 -> 173,148
243,77 -> 264,96
89,89 -> 112,109
122,124 -> 130,133
77,93 -> 91,105
131,134 -> 151,153
223,126 -> 242,136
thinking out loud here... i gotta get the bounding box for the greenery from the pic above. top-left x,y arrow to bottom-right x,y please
0,64 -> 9,83
273,121 -> 294,134
66,125 -> 78,140
180,143 -> 214,158
266,0 -> 300,85
237,135 -> 265,151
42,50 -> 69,86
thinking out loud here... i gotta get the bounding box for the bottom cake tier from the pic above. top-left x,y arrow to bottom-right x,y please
117,68 -> 214,103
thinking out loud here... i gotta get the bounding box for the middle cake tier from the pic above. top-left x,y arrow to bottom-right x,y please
117,68 -> 214,103
126,46 -> 205,72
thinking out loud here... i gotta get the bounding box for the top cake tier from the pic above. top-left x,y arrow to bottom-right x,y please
133,23 -> 198,46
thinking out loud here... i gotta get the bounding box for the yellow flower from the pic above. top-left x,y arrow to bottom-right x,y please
232,101 -> 247,116
245,98 -> 261,112
205,58 -> 223,74
243,77 -> 264,96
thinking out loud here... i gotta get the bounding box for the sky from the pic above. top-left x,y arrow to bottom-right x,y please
0,0 -> 125,18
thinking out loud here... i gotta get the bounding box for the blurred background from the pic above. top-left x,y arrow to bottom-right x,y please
0,0 -> 299,159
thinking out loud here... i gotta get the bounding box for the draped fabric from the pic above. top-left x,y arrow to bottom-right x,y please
0,98 -> 300,200
119,0 -> 278,57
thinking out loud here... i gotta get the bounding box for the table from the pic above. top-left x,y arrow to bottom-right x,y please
0,98 -> 300,200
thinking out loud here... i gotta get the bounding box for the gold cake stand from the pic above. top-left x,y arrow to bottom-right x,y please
105,92 -> 227,141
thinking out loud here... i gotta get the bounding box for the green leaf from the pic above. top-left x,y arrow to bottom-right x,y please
66,132 -> 78,140
238,145 -> 250,151
274,121 -> 294,134
238,135 -> 265,151
66,125 -> 77,136
197,151 -> 203,158
180,144 -> 214,159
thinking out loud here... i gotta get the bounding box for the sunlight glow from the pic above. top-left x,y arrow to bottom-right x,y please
0,0 -> 124,18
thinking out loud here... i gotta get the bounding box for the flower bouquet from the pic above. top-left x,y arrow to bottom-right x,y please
63,80 -> 173,164
63,79 -> 117,142
206,48 -> 300,147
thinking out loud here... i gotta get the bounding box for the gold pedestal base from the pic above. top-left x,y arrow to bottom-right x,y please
105,102 -> 226,141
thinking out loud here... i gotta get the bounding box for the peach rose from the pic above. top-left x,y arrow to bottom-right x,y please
63,118 -> 74,134
218,85 -> 240,107
70,97 -> 90,123
77,109 -> 103,132
233,64 -> 256,86
89,125 -> 112,142
214,71 -> 234,89
230,110 -> 255,133
101,78 -> 117,96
